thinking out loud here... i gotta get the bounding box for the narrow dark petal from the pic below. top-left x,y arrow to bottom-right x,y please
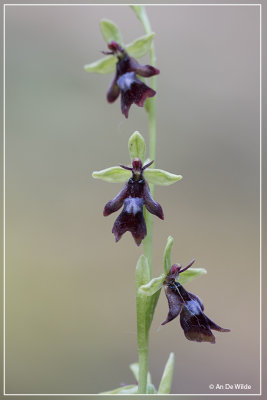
112,197 -> 146,246
142,160 -> 154,170
103,183 -> 128,216
143,181 -> 164,219
120,164 -> 132,171
161,285 -> 183,325
107,73 -> 120,103
129,57 -> 160,77
180,259 -> 196,273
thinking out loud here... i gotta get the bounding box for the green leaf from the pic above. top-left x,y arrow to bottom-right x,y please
178,268 -> 207,285
144,168 -> 183,186
163,236 -> 174,275
100,19 -> 123,45
129,362 -> 139,382
128,131 -> 146,163
129,363 -> 152,385
119,386 -> 138,394
138,274 -> 165,297
84,55 -> 116,74
158,353 -> 175,394
126,33 -> 155,59
100,384 -> 137,394
92,166 -> 131,183
147,383 -> 157,394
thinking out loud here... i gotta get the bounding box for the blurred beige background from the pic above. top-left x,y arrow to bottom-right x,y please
5,4 -> 260,395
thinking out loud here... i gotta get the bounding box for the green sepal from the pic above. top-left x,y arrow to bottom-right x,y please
163,236 -> 174,275
84,55 -> 116,74
138,268 -> 207,296
128,131 -> 146,163
84,33 -> 154,74
158,352 -> 175,394
100,384 -> 137,394
144,168 -> 182,186
129,363 -> 152,385
100,19 -> 123,45
178,268 -> 207,285
138,274 -> 165,297
92,166 -> 131,183
126,33 -> 155,59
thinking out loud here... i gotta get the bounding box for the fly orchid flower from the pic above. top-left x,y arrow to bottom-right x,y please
162,262 -> 230,343
104,158 -> 164,246
104,41 -> 159,118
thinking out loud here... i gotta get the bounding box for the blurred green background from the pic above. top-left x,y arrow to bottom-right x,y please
5,4 -> 260,395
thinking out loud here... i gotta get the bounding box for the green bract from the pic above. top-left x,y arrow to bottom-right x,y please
100,19 -> 123,45
144,168 -> 182,186
92,167 -> 131,183
130,5 -> 145,22
84,33 -> 155,74
130,5 -> 151,38
158,353 -> 175,394
128,131 -> 146,163
163,236 -> 174,275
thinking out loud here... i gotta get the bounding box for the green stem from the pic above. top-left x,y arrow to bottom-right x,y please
137,339 -> 149,394
136,255 -> 150,394
136,6 -> 158,394
141,7 -> 157,273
